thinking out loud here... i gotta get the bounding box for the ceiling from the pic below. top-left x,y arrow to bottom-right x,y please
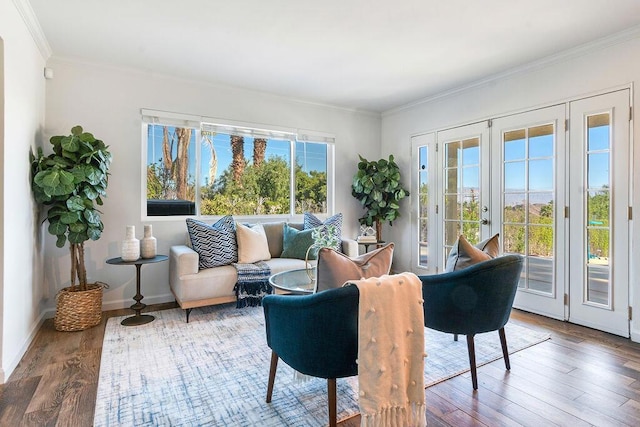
28,0 -> 640,113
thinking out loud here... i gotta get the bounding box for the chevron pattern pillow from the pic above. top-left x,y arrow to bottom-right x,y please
186,216 -> 237,269
303,212 -> 343,251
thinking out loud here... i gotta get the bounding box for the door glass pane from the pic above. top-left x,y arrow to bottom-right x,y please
503,124 -> 555,296
504,161 -> 525,191
461,138 -> 479,165
504,193 -> 526,223
418,146 -> 429,268
446,142 -> 460,167
504,224 -> 526,289
529,124 -> 554,157
584,114 -> 611,306
529,159 -> 553,191
445,169 -> 458,191
527,226 -> 553,294
444,220 -> 461,247
461,192 -> 480,221
587,114 -> 610,151
588,153 -> 609,188
442,138 -> 480,263
504,130 -> 526,160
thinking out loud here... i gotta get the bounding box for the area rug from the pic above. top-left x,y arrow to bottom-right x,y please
94,305 -> 549,426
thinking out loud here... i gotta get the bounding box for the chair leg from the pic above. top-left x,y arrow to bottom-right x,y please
466,334 -> 478,390
266,351 -> 279,403
328,378 -> 337,427
454,333 -> 459,341
499,327 -> 511,370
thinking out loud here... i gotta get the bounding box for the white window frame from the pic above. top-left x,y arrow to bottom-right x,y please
141,109 -> 336,220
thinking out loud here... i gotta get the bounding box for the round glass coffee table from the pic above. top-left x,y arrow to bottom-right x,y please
269,268 -> 316,294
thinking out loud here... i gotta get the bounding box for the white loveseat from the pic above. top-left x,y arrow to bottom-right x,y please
170,221 -> 358,321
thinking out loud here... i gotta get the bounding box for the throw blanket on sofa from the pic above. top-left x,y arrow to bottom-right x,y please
233,261 -> 272,308
346,273 -> 427,427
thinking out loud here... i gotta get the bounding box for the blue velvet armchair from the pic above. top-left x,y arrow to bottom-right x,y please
262,285 -> 359,427
419,254 -> 524,389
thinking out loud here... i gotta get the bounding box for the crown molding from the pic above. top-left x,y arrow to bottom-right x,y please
383,24 -> 640,117
12,0 -> 52,60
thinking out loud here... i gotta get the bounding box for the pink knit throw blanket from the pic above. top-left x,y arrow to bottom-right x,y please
346,273 -> 427,427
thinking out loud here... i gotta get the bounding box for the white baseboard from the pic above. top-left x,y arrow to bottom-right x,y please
3,310 -> 47,384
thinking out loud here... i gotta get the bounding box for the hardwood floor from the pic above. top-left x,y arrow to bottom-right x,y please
2,306 -> 640,426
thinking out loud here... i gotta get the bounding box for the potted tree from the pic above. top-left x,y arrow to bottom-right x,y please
351,154 -> 409,241
30,125 -> 112,331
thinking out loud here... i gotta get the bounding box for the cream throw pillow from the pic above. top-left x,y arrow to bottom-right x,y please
235,222 -> 271,264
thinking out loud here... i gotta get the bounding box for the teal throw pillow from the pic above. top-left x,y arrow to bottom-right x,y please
281,223 -> 317,260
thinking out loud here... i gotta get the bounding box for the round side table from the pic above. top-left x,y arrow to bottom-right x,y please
106,255 -> 168,326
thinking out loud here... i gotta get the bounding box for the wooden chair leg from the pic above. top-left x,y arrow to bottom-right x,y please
266,351 -> 279,403
328,378 -> 337,427
499,327 -> 511,370
466,334 -> 478,390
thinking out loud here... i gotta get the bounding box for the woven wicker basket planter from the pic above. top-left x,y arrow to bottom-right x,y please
54,283 -> 103,332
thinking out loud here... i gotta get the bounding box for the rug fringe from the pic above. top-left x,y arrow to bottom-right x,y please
361,403 -> 427,427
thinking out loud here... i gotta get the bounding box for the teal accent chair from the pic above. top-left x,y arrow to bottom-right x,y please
419,254 -> 524,389
263,285 -> 359,427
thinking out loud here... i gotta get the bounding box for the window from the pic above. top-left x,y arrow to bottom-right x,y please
143,112 -> 333,217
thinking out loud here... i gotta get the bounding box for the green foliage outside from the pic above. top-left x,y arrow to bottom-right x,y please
420,182 -> 611,260
148,156 -> 327,216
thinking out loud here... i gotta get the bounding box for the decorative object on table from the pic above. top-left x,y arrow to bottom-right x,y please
304,223 -> 341,283
351,154 -> 409,241
105,255 -> 168,326
121,225 -> 140,261
140,224 -> 157,259
30,125 -> 112,331
356,225 -> 377,243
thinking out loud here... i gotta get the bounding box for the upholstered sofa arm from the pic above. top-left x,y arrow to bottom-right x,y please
170,245 -> 199,277
341,237 -> 358,257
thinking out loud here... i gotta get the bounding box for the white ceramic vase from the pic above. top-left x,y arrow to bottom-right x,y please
140,224 -> 157,259
121,225 -> 140,261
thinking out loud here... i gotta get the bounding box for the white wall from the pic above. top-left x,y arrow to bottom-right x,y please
381,31 -> 640,340
0,0 -> 48,382
42,58 -> 381,312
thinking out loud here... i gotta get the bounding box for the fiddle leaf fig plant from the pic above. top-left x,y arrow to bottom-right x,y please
351,154 -> 409,237
30,125 -> 112,291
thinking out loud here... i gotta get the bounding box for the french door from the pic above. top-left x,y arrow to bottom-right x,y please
567,90 -> 630,336
413,90 -> 631,336
491,105 -> 567,320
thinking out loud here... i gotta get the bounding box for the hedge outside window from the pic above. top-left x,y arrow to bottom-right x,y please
145,120 -> 331,217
